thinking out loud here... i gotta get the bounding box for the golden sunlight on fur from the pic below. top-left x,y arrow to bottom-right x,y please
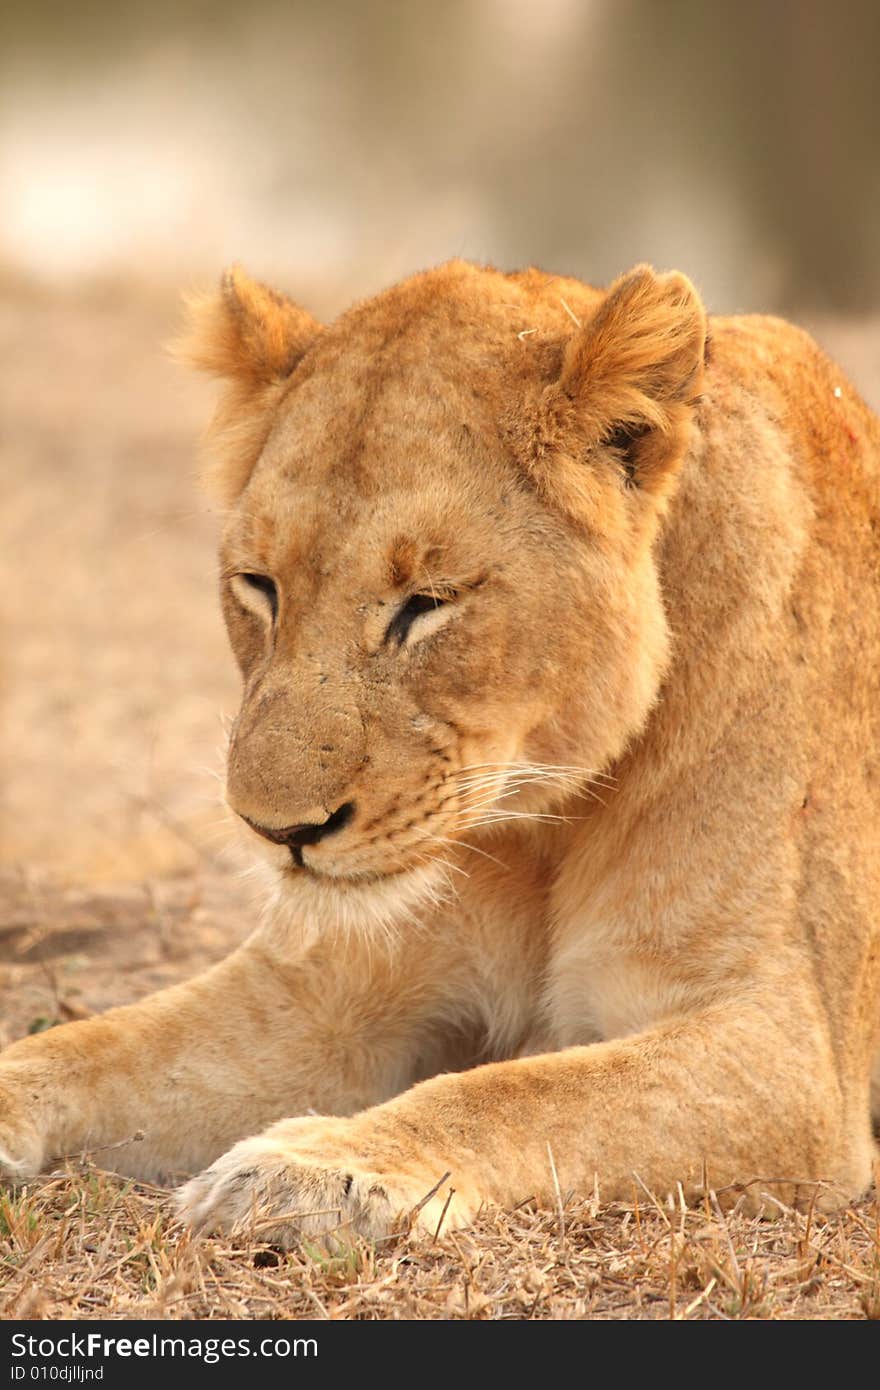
1,259 -> 878,1246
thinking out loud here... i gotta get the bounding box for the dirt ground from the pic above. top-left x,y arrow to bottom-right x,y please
1,279 -> 878,1319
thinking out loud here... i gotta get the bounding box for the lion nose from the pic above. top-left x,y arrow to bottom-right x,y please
241,801 -> 356,857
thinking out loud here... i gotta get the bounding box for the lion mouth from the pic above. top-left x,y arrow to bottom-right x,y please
241,802 -> 355,851
282,853 -> 392,888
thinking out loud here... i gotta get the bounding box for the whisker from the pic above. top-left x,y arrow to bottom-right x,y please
425,834 -> 511,873
455,759 -> 616,781
470,811 -> 582,828
451,760 -> 616,815
412,843 -> 470,879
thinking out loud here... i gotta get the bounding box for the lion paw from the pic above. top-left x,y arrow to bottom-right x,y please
175,1117 -> 464,1247
0,1076 -> 45,1182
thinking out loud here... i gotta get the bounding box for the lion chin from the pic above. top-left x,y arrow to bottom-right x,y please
247,850 -> 457,945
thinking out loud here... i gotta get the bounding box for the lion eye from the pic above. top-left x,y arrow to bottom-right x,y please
385,593 -> 447,646
237,573 -> 278,621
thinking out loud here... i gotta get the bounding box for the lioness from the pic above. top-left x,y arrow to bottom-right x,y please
1,261 -> 878,1243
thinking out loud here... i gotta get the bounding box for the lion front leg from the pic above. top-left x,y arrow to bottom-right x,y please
178,985 -> 873,1244
0,928 -> 451,1184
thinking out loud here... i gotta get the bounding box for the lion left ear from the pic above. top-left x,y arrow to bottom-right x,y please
557,265 -> 707,495
173,267 -> 322,505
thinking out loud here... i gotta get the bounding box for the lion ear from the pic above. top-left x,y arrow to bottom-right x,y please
178,265 -> 321,390
174,267 -> 322,505
556,265 -> 707,495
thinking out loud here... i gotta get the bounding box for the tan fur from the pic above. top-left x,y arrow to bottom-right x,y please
1,260 -> 878,1244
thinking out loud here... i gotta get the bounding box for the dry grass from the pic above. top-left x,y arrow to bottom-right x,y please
1,1166 -> 878,1321
3,873 -> 879,1322
3,873 -> 878,1321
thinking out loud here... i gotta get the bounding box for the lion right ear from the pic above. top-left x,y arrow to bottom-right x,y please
174,267 -> 322,504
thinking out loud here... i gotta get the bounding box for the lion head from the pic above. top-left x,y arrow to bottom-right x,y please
181,260 -> 706,928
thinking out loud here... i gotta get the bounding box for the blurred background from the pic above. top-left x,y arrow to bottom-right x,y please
1,0 -> 878,1030
3,0 -> 880,311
